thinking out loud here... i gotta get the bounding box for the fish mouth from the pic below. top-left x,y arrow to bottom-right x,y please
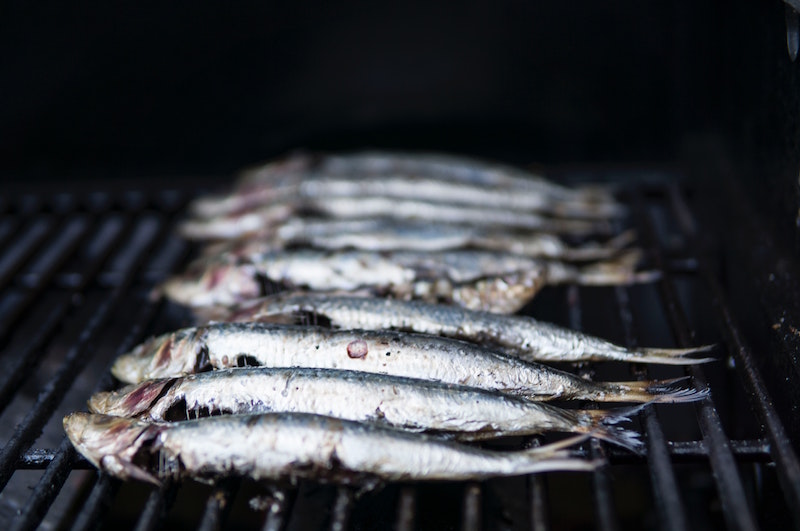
63,412 -> 165,485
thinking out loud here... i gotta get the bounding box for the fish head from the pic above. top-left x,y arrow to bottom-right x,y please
88,379 -> 174,417
63,412 -> 164,485
111,328 -> 207,384
158,261 -> 261,307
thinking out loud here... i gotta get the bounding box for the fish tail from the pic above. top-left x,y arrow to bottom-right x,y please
590,377 -> 708,404
517,436 -> 602,473
567,249 -> 661,286
549,198 -> 629,220
561,229 -> 638,261
574,406 -> 645,453
629,344 -> 716,365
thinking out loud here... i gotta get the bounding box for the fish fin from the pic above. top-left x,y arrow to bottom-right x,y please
520,441 -> 603,473
101,454 -> 162,486
564,249 -> 661,286
524,433 -> 592,456
576,406 -> 645,454
560,229 -> 638,261
644,377 -> 710,404
628,344 -> 716,365
590,377 -> 708,404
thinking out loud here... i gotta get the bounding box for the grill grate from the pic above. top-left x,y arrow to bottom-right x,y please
0,177 -> 798,530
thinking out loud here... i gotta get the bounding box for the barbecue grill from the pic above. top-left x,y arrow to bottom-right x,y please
0,175 -> 794,530
3,1 -> 800,529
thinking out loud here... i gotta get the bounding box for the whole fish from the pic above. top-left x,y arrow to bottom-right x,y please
191,151 -> 620,219
180,197 -> 611,241
110,322 -> 705,405
88,367 -> 642,451
157,249 -> 657,312
199,293 -> 714,365
64,412 -> 599,486
196,219 -> 637,261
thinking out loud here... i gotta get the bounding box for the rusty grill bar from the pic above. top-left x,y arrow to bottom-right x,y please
0,178 -> 798,529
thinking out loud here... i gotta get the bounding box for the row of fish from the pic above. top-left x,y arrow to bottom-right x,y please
65,151 -> 713,486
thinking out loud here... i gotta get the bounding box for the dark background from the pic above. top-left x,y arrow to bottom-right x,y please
1,1 -> 799,233
0,3 -> 773,173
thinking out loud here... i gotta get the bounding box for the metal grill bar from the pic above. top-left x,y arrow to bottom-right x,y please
260,488 -> 294,531
329,487 -> 354,531
0,218 -> 54,288
633,190 -> 759,530
461,482 -> 481,531
9,438 -> 77,531
0,191 -> 190,531
394,487 -> 415,531
666,184 -> 800,527
133,483 -> 177,531
197,479 -> 240,531
613,286 -> 690,531
0,215 -> 167,493
566,284 -> 620,531
0,212 -> 138,418
0,178 -> 796,529
69,474 -> 119,531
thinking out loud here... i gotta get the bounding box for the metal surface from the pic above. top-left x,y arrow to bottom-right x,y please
0,178 -> 797,529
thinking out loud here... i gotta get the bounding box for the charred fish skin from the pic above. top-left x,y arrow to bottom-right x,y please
64,412 -> 599,486
88,367 -> 642,451
111,322 -> 707,405
206,293 -> 714,365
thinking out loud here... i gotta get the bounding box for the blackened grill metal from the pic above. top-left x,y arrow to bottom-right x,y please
0,179 -> 798,530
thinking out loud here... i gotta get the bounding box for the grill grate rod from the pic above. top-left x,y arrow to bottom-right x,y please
461,482 -> 482,531
133,483 -> 178,531
526,438 -> 550,531
567,284 -> 620,531
614,286 -> 690,531
259,487 -> 295,531
394,487 -> 416,531
634,190 -> 759,530
197,479 -> 241,531
0,210 -> 139,418
667,184 -> 800,527
69,474 -> 119,531
10,438 -> 78,531
329,487 -> 354,531
0,215 -> 169,493
0,196 -> 190,529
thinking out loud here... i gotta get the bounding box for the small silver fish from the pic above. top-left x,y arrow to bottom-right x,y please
195,219 -> 636,261
180,196 -> 612,241
64,412 -> 599,486
156,249 -> 657,312
191,151 -> 620,219
88,367 -> 642,451
110,322 -> 706,405
199,293 -> 714,365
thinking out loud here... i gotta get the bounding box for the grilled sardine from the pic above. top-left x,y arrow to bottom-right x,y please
199,293 -> 714,365
89,367 -> 642,450
157,249 -> 657,312
64,412 -> 599,486
111,323 -> 706,404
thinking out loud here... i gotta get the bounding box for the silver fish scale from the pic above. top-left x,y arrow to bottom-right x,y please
113,323 -> 606,401
138,414 -> 595,482
235,294 -> 607,363
110,368 -> 578,437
